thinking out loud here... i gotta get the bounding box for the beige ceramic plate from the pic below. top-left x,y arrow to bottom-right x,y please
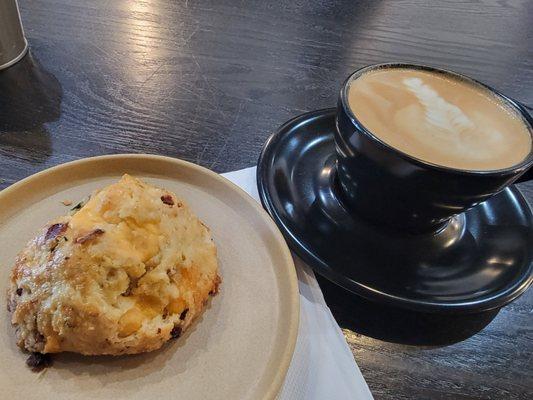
0,154 -> 299,400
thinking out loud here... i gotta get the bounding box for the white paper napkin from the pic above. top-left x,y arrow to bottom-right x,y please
222,167 -> 373,400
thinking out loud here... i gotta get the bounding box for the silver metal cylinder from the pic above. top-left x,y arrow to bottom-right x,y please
0,0 -> 28,70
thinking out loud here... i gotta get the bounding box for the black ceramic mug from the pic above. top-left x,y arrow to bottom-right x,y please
335,63 -> 533,233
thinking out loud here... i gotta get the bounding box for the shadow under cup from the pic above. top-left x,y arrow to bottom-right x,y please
335,63 -> 533,234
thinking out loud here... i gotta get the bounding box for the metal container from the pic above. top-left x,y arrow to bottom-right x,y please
0,0 -> 28,70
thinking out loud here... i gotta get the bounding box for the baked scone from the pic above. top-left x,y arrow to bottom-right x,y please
7,175 -> 220,356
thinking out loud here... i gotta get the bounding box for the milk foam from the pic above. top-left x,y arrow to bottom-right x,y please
347,68 -> 531,170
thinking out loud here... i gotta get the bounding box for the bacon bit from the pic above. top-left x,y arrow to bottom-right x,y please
16,288 -> 23,296
179,308 -> 189,320
26,352 -> 52,372
157,328 -> 161,334
45,223 -> 68,241
75,229 -> 105,244
35,333 -> 45,344
170,325 -> 182,339
209,275 -> 222,296
161,195 -> 174,206
61,200 -> 73,206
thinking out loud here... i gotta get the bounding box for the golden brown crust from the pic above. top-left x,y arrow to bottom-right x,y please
7,174 -> 220,355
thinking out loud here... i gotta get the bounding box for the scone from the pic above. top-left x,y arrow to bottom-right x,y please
7,174 -> 220,356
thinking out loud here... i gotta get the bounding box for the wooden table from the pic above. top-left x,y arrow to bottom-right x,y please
1,1 -> 531,398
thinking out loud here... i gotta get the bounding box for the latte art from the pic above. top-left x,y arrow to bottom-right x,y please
402,77 -> 475,135
348,68 -> 532,170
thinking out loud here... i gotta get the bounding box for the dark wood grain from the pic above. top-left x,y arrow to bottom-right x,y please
1,1 -> 532,399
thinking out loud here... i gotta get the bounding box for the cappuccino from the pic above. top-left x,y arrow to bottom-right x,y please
347,68 -> 532,171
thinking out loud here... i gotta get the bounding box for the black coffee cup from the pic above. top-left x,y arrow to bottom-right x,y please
335,63 -> 533,233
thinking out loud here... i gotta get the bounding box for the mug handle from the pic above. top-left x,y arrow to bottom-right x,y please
515,101 -> 533,183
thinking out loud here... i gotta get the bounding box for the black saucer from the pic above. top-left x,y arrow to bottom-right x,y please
257,108 -> 533,313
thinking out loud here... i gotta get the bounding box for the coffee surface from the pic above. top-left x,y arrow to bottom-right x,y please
347,68 -> 531,170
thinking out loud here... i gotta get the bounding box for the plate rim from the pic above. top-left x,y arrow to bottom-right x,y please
257,108 -> 533,314
0,154 -> 299,400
